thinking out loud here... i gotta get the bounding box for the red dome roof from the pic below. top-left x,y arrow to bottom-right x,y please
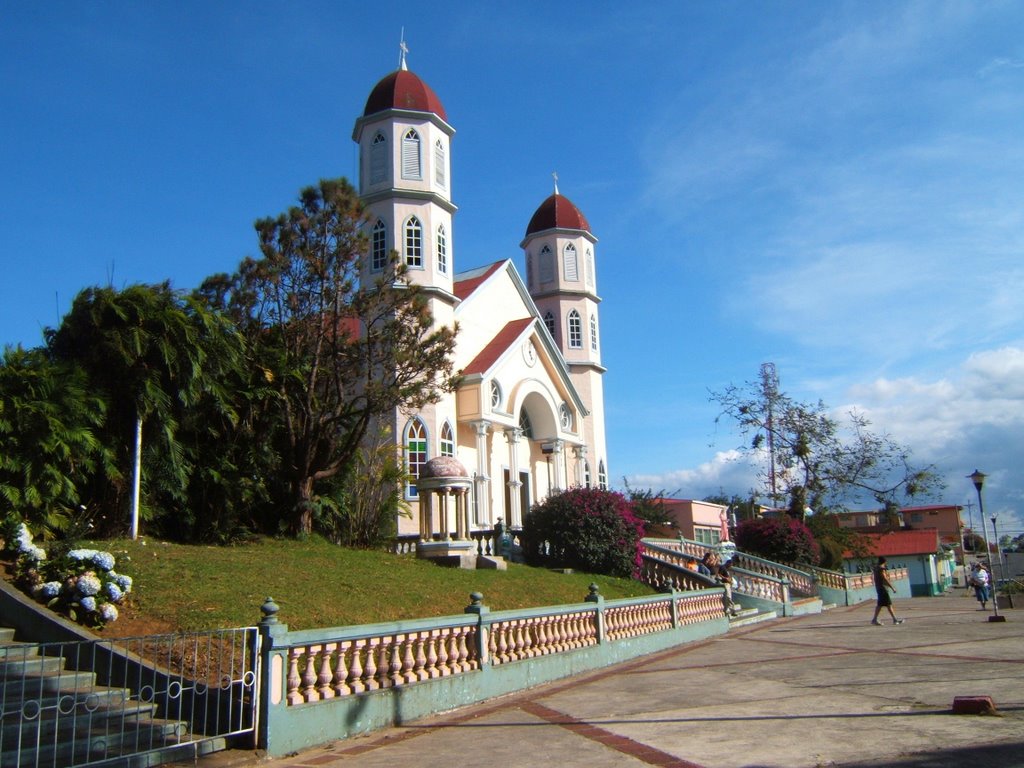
525,193 -> 591,236
363,69 -> 447,121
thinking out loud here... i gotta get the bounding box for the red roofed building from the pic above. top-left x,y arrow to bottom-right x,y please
350,44 -> 608,548
842,529 -> 953,597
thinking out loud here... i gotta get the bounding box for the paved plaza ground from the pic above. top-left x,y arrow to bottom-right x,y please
203,590 -> 1023,768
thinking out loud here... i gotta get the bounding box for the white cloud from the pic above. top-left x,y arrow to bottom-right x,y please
632,346 -> 1024,537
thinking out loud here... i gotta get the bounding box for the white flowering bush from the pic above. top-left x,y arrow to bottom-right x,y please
2,520 -> 132,629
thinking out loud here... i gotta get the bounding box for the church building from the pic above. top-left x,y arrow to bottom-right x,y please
351,49 -> 608,551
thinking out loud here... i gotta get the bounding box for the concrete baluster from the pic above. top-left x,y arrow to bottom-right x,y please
286,648 -> 304,706
332,642 -> 351,696
348,641 -> 366,693
317,644 -> 335,700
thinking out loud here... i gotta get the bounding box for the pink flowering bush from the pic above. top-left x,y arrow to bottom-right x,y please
734,515 -> 821,566
522,487 -> 645,578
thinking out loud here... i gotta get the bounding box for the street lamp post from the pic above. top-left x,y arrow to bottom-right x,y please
991,514 -> 1014,609
968,470 -> 1005,622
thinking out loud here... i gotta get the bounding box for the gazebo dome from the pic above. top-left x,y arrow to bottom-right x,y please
421,455 -> 469,479
363,68 -> 447,121
525,192 -> 591,237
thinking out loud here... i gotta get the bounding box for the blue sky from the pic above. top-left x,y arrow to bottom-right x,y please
3,2 -> 1022,541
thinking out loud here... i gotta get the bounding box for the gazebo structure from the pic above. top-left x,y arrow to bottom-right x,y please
415,456 -> 480,568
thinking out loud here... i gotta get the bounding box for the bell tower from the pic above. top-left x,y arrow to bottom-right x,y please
522,179 -> 608,487
352,44 -> 458,320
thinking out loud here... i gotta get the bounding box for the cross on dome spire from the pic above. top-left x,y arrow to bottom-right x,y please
399,29 -> 409,70
552,171 -> 559,195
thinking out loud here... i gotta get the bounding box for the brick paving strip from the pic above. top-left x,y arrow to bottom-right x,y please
518,700 -> 708,768
274,640 -> 721,766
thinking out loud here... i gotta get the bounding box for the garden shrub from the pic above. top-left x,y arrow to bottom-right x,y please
521,487 -> 644,578
734,515 -> 820,566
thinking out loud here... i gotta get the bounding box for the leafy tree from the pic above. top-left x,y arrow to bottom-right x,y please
804,510 -> 871,570
734,516 -> 820,566
1003,534 -> 1024,553
0,347 -> 114,534
711,373 -> 940,519
329,426 -> 411,547
522,487 -> 644,577
199,178 -> 458,535
46,283 -> 243,537
622,479 -> 675,529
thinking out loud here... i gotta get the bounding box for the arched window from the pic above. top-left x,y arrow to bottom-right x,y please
589,313 -> 598,351
568,310 -> 582,349
402,128 -> 421,180
583,460 -> 592,488
440,421 -> 455,457
539,245 -> 554,283
563,243 -> 578,282
434,139 -> 446,187
371,219 -> 387,272
490,380 -> 502,410
404,418 -> 428,498
370,132 -> 388,185
543,311 -> 556,339
436,224 -> 448,274
525,253 -> 533,288
585,249 -> 594,287
559,403 -> 572,431
519,410 -> 533,439
404,217 -> 423,268
598,460 -> 607,490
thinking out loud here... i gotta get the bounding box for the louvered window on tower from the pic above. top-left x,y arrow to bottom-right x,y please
402,129 -> 421,179
563,243 -> 578,281
539,245 -> 554,283
434,139 -> 446,187
370,132 -> 388,185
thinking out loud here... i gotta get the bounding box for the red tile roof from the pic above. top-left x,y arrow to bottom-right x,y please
462,318 -> 533,376
844,529 -> 941,558
363,69 -> 447,121
453,261 -> 504,301
525,193 -> 591,236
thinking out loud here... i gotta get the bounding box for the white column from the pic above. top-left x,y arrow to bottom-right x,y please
504,427 -> 523,528
573,445 -> 588,488
550,439 -> 565,491
472,420 -> 491,525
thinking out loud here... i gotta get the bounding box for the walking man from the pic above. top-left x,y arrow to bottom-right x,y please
871,557 -> 904,625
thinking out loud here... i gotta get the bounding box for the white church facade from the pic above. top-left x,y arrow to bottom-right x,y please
351,52 -> 608,546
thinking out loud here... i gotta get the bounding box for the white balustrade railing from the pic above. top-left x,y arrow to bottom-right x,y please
489,610 -> 597,663
284,624 -> 479,704
266,580 -> 732,710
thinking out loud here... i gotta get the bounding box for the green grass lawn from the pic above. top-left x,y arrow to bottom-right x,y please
91,536 -> 655,636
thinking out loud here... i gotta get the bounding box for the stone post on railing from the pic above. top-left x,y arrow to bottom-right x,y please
584,583 -> 606,643
258,597 -> 290,752
464,591 -> 490,665
780,578 -> 792,616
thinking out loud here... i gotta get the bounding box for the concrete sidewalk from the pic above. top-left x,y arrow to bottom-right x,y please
209,592 -> 1023,768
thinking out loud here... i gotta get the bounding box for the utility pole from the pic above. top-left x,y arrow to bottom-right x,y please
760,363 -> 779,505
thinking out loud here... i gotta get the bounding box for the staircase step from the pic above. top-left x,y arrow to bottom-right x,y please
729,609 -> 777,628
0,652 -> 67,677
1,717 -> 191,767
0,683 -> 132,715
1,699 -> 160,742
